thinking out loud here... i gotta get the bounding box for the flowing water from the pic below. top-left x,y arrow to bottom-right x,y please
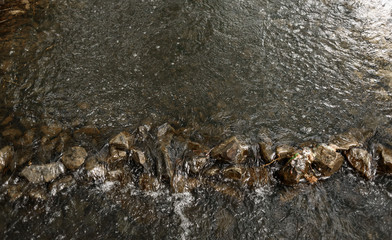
1,0 -> 392,239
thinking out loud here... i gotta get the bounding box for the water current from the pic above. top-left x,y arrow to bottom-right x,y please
1,0 -> 392,239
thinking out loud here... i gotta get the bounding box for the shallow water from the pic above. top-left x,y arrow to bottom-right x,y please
1,0 -> 392,239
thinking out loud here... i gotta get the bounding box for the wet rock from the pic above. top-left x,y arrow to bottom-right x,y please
276,145 -> 297,159
278,148 -> 314,185
49,175 -> 76,195
329,131 -> 361,151
2,128 -> 23,140
38,136 -> 59,163
346,148 -> 373,179
107,170 -> 125,182
20,161 -> 65,183
203,165 -> 221,177
7,184 -> 26,201
0,146 -> 14,172
377,145 -> 392,173
312,144 -> 344,177
157,123 -> 175,139
108,146 -> 128,162
41,124 -> 62,138
109,131 -> 134,150
130,148 -> 149,170
28,187 -> 47,201
1,115 -> 13,126
74,125 -> 100,136
222,165 -> 244,181
186,156 -> 209,175
139,173 -> 160,191
172,174 -> 199,193
207,181 -> 243,200
55,132 -> 71,153
222,165 -> 269,188
259,140 -> 275,163
86,163 -> 106,182
16,129 -> 35,146
61,146 -> 87,170
10,149 -> 32,171
210,137 -> 249,164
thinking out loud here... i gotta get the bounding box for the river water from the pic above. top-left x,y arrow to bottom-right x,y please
1,0 -> 392,239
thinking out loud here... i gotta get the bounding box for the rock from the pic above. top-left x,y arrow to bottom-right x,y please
0,146 -> 14,172
171,174 -> 199,193
222,165 -> 269,188
346,148 -> 373,179
49,175 -> 76,195
108,146 -> 128,162
28,187 -> 47,201
131,148 -> 149,170
377,145 -> 392,173
186,156 -> 209,175
329,132 -> 361,151
7,184 -> 26,201
2,128 -> 23,140
86,160 -> 106,182
210,137 -> 249,164
109,131 -> 134,150
1,115 -> 13,126
74,125 -> 100,136
38,136 -> 59,163
312,144 -> 344,177
10,149 -> 32,171
139,173 -> 160,191
259,140 -> 275,163
55,132 -> 71,153
278,148 -> 314,185
41,124 -> 62,138
16,129 -> 35,146
21,162 -> 65,183
276,145 -> 296,159
222,165 -> 244,181
157,123 -> 175,139
207,181 -> 243,200
61,146 -> 87,170
107,170 -> 124,182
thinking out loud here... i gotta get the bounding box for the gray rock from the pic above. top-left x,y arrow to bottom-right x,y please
259,140 -> 275,163
346,148 -> 372,179
0,145 -> 14,172
21,162 -> 65,183
210,137 -> 249,164
378,145 -> 392,173
313,144 -> 344,177
61,146 -> 87,170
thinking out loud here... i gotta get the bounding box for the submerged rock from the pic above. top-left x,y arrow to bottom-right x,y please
2,128 -> 23,141
109,131 -> 134,150
139,173 -> 160,191
49,175 -> 76,195
16,129 -> 35,146
276,145 -> 297,159
346,148 -> 373,179
377,145 -> 392,173
61,146 -> 87,170
312,144 -> 344,177
20,162 -> 65,183
329,131 -> 361,151
28,187 -> 48,201
210,137 -> 249,164
278,148 -> 314,185
0,145 -> 14,172
41,124 -> 62,138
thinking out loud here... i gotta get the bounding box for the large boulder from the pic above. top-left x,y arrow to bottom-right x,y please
21,162 -> 65,183
345,148 -> 372,179
0,145 -> 14,172
377,145 -> 392,173
61,146 -> 87,170
210,137 -> 249,164
312,144 -> 344,177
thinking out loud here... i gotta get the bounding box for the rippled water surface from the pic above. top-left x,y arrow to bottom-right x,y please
1,0 -> 392,239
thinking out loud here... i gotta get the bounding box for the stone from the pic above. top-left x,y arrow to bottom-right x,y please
312,144 -> 344,177
108,146 -> 128,162
210,137 -> 249,164
21,162 -> 65,183
207,181 -> 243,200
1,115 -> 13,126
171,174 -> 199,193
278,148 -> 314,185
49,175 -> 76,195
74,125 -> 100,136
0,146 -> 14,172
16,129 -> 35,146
61,146 -> 87,170
276,145 -> 296,159
109,131 -> 134,150
222,165 -> 269,188
259,140 -> 275,163
346,148 -> 373,179
378,145 -> 392,173
329,132 -> 361,151
7,184 -> 26,201
2,128 -> 23,140
187,156 -> 209,175
107,170 -> 124,182
131,148 -> 148,169
41,124 -> 62,138
139,173 -> 160,191
28,187 -> 47,201
56,132 -> 71,153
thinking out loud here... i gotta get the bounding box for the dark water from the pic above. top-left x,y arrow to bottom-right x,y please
1,0 -> 392,239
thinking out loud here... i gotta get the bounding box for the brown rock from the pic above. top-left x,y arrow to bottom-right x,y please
16,129 -> 35,146
210,137 -> 249,164
7,184 -> 26,201
20,162 -> 65,183
1,115 -> 13,126
187,156 -> 209,174
0,146 -> 14,172
2,128 -> 23,140
109,131 -> 134,150
259,140 -> 275,163
378,145 -> 392,173
74,125 -> 100,136
329,132 -> 360,151
131,148 -> 148,169
278,148 -> 314,185
276,145 -> 296,159
172,174 -> 199,193
346,148 -> 373,179
61,146 -> 87,170
28,187 -> 47,201
312,144 -> 344,177
139,173 -> 160,191
41,124 -> 62,138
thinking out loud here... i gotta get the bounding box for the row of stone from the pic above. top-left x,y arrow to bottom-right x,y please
1,123 -> 392,200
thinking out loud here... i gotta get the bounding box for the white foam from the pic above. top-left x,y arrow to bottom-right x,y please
173,192 -> 194,240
